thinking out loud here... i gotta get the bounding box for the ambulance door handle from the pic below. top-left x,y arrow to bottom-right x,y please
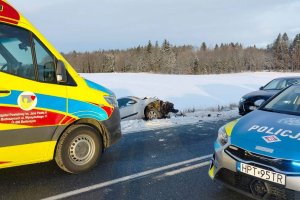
0,90 -> 11,97
0,90 -> 10,94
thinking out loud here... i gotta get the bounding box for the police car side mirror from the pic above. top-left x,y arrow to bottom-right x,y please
259,86 -> 264,90
254,99 -> 265,107
56,60 -> 67,83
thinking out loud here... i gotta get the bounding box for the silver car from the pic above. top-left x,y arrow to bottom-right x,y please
117,96 -> 178,121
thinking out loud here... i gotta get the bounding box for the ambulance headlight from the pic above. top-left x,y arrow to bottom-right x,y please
104,96 -> 118,108
217,126 -> 228,146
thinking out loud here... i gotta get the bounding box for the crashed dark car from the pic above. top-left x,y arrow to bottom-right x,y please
239,77 -> 300,115
117,96 -> 178,120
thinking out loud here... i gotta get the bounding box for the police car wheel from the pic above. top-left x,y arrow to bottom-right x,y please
55,124 -> 103,174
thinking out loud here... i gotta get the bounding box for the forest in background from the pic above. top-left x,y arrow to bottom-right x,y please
63,33 -> 300,75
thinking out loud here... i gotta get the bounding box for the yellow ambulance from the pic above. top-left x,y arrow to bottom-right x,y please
0,1 -> 121,173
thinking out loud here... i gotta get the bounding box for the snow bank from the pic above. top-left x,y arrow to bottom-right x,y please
121,109 -> 239,134
81,72 -> 300,110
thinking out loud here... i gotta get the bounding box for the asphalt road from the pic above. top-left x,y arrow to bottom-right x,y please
0,118 -> 253,200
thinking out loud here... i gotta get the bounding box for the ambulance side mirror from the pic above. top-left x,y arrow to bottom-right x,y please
56,60 -> 67,83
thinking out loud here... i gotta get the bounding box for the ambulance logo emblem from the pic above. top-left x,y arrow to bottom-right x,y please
17,92 -> 37,111
262,135 -> 281,143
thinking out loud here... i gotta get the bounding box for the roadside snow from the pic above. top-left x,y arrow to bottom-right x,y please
121,109 -> 239,134
81,72 -> 300,133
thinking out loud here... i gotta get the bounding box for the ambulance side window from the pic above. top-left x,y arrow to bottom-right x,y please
0,24 -> 35,80
0,54 -> 6,67
33,37 -> 57,84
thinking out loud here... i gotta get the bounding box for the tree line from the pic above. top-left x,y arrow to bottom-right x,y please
63,33 -> 300,74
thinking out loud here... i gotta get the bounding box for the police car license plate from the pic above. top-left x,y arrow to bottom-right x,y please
237,162 -> 286,185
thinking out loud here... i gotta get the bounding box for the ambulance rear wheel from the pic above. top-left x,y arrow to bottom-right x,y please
55,124 -> 103,174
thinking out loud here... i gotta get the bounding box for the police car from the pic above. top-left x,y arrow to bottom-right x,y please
209,84 -> 300,199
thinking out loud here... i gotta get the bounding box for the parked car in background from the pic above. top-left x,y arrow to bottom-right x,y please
239,77 -> 300,115
118,96 -> 178,120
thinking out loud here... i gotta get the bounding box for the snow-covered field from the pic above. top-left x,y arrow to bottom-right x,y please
81,72 -> 300,133
82,72 -> 300,110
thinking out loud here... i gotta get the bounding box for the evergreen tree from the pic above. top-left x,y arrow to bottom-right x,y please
160,39 -> 176,73
147,40 -> 153,53
162,39 -> 171,52
273,33 -> 284,71
292,37 -> 300,71
273,33 -> 282,50
155,41 -> 159,49
136,45 -> 142,53
291,34 -> 300,53
282,33 -> 290,70
214,44 -> 219,50
200,42 -> 207,51
193,58 -> 200,74
282,33 -> 289,42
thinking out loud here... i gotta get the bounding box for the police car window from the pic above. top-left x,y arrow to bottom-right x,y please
33,37 -> 57,84
263,86 -> 300,114
0,24 -> 35,80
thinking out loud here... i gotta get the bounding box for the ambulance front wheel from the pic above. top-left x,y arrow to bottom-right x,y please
55,124 -> 103,174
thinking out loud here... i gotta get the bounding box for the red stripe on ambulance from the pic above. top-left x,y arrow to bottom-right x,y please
102,106 -> 114,118
60,116 -> 77,125
0,106 -> 65,126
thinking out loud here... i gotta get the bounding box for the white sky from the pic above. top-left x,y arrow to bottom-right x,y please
8,0 -> 300,52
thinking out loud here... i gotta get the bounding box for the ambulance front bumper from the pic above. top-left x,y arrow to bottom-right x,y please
102,107 -> 122,147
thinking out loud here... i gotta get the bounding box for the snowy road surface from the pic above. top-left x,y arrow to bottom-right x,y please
0,118 -> 252,200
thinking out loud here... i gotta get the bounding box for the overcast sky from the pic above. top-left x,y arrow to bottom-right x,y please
8,0 -> 300,52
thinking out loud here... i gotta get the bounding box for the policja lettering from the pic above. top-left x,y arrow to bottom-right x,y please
248,125 -> 300,140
